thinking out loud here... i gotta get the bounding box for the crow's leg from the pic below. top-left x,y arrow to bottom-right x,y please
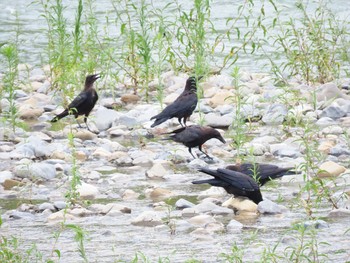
75,117 -> 83,128
198,145 -> 213,159
84,116 -> 92,131
188,147 -> 196,159
183,117 -> 187,127
178,117 -> 184,127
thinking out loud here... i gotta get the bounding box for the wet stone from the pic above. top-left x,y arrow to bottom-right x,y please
175,198 -> 195,209
257,199 -> 288,214
188,214 -> 216,226
38,202 -> 56,212
226,219 -> 244,233
190,228 -> 214,241
328,208 -> 350,217
300,220 -> 329,229
9,211 -> 36,220
53,201 -> 67,210
131,211 -> 163,227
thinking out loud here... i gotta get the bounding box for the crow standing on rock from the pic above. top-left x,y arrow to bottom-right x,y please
165,125 -> 226,159
150,76 -> 202,127
50,74 -> 100,131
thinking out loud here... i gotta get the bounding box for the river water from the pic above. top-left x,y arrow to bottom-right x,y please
0,0 -> 349,73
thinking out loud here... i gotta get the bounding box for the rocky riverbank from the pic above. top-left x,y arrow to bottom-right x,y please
0,66 -> 349,262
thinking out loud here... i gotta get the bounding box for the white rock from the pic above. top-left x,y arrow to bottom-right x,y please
145,163 -> 168,179
131,211 -> 163,227
0,171 -> 14,183
188,214 -> 216,226
77,182 -> 99,199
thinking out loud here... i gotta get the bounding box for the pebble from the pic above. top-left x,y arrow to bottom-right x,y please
188,214 -> 216,226
175,198 -> 195,209
222,197 -> 258,212
318,161 -> 346,177
262,104 -> 288,125
328,208 -> 350,217
77,182 -> 100,199
257,199 -> 288,214
226,219 -> 244,233
145,163 -> 168,179
131,211 -> 163,227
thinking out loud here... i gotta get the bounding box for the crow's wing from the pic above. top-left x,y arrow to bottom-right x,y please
216,168 -> 260,192
68,91 -> 88,111
171,126 -> 202,144
156,92 -> 197,118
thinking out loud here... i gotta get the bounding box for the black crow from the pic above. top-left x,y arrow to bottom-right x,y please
51,73 -> 100,131
150,76 -> 201,127
165,125 -> 226,159
226,163 -> 296,186
192,167 -> 263,204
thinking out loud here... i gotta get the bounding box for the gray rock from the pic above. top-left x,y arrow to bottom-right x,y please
300,220 -> 329,229
262,104 -> 288,125
0,171 -> 14,183
216,104 -> 234,115
204,112 -> 232,128
38,202 -> 56,212
53,201 -> 67,210
175,198 -> 195,209
9,211 -> 36,220
14,90 -> 28,99
270,143 -> 301,158
257,199 -> 287,214
328,208 -> 350,217
31,163 -> 56,180
194,201 -> 233,215
320,105 -> 346,119
226,219 -> 243,233
118,114 -> 138,127
316,82 -> 350,102
196,102 -> 214,114
14,135 -> 53,159
94,106 -> 120,131
15,162 -> 56,180
329,145 -> 350,156
316,117 -> 336,126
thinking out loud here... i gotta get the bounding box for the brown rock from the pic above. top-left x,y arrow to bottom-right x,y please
318,161 -> 346,177
3,179 -> 25,190
208,90 -> 235,108
121,94 -> 140,104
